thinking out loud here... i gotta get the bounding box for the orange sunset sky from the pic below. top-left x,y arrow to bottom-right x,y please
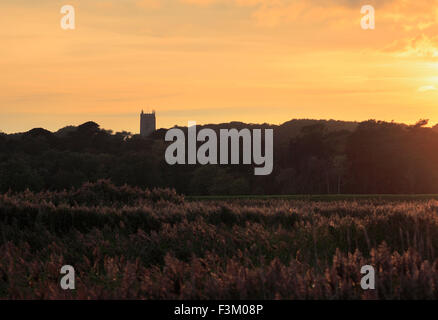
1,0 -> 438,134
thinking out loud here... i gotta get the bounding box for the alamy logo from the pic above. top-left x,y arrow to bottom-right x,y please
360,265 -> 375,290
60,265 -> 75,290
361,5 -> 375,30
60,5 -> 75,30
165,121 -> 273,175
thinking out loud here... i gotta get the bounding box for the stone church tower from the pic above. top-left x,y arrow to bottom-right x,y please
140,110 -> 156,137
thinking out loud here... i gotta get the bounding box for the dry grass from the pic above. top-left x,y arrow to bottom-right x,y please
1,181 -> 438,299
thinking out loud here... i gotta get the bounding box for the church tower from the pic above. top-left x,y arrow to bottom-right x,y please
140,110 -> 156,137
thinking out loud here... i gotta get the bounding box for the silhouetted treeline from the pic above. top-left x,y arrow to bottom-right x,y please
1,118 -> 438,195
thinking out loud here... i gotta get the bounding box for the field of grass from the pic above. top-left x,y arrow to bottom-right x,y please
187,194 -> 438,201
1,181 -> 438,299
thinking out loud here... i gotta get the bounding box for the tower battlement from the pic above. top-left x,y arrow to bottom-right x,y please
140,110 -> 156,137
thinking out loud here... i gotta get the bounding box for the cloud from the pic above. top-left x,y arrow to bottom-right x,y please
418,85 -> 437,92
384,35 -> 438,60
135,0 -> 161,9
179,0 -> 394,8
176,0 -> 438,34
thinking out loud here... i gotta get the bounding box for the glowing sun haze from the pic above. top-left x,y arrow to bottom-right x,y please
2,0 -> 438,133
